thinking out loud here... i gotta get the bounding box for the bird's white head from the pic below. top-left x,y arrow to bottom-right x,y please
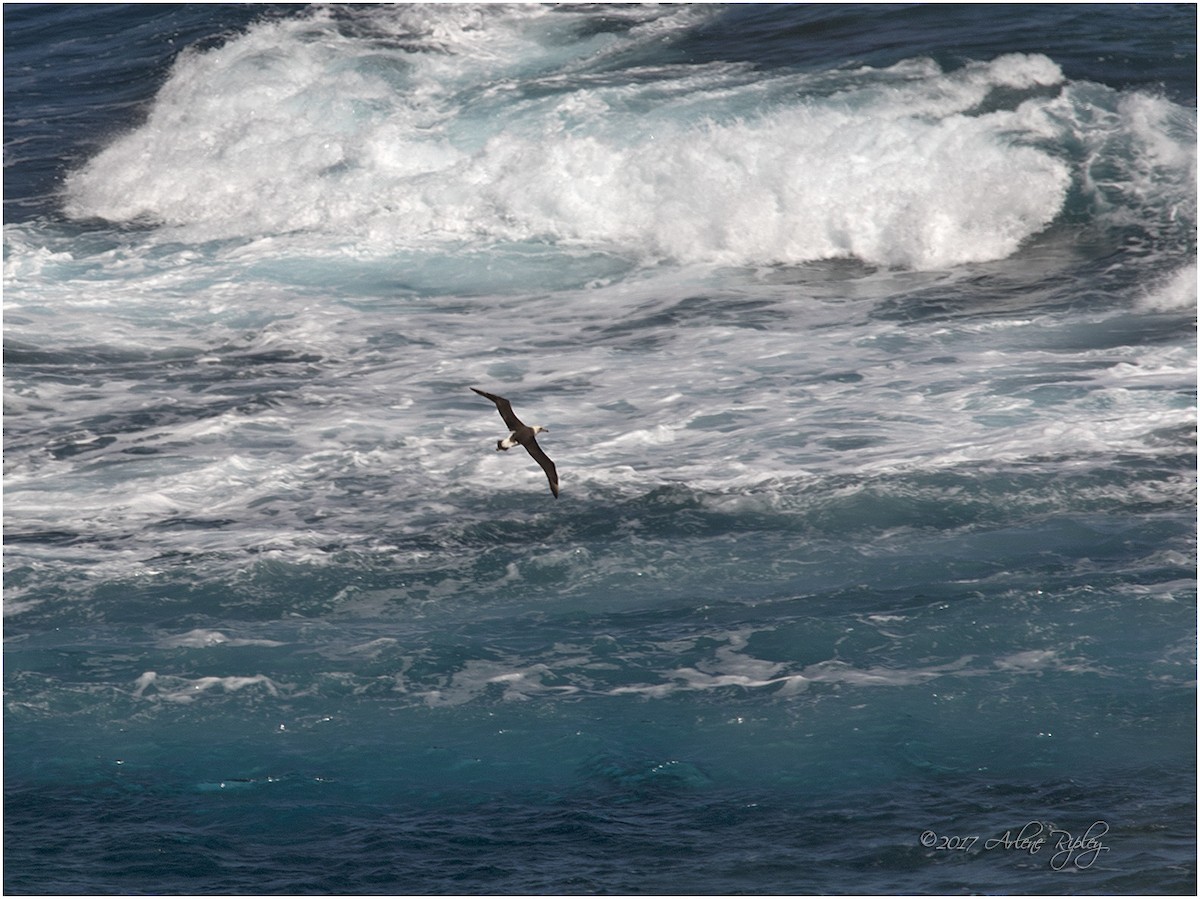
533,425 -> 548,434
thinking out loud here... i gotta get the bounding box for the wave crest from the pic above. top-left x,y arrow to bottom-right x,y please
61,8 -> 1184,272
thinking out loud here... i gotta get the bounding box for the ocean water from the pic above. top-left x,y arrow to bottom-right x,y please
3,3 -> 1196,894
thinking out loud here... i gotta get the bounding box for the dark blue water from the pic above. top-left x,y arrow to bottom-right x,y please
5,4 -> 1196,894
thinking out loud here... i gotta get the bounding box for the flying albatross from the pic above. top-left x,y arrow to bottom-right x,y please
471,387 -> 559,498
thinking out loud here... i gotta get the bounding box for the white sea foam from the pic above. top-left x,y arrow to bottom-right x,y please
606,642 -> 987,700
4,5 -> 1193,597
132,671 -> 287,703
1138,264 -> 1197,310
59,8 -> 1085,270
158,629 -> 286,649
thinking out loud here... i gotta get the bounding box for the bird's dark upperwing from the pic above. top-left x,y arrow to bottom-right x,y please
471,387 -> 525,431
523,436 -> 559,498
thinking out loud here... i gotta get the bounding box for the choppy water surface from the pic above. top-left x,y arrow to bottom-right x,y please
4,4 -> 1195,894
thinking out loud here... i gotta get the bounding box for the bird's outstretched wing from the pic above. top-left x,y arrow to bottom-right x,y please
523,436 -> 559,498
471,387 -> 525,431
